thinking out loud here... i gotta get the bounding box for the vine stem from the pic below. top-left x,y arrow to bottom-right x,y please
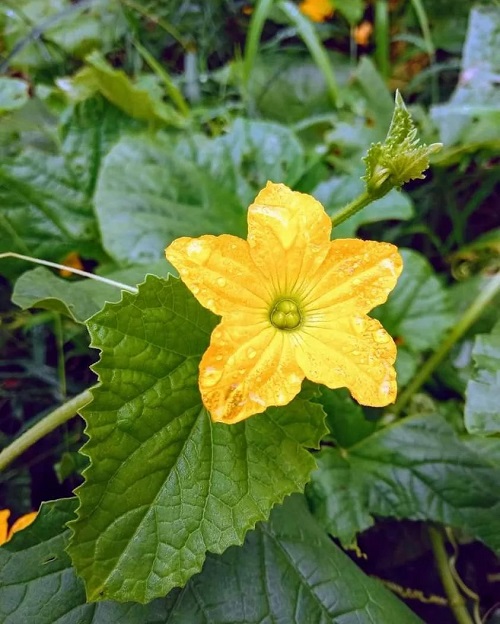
393,272 -> 500,416
0,389 -> 92,472
330,190 -> 375,227
0,252 -> 137,293
428,526 -> 474,624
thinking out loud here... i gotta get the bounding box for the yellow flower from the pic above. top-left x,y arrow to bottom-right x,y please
299,0 -> 334,22
0,509 -> 37,546
166,182 -> 402,424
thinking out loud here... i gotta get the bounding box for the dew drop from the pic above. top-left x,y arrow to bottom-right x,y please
191,285 -> 200,294
217,277 -> 226,287
186,239 -> 210,264
379,380 -> 392,396
207,298 -> 215,308
202,366 -> 222,387
247,347 -> 257,359
351,316 -> 366,333
374,329 -> 390,343
352,278 -> 362,286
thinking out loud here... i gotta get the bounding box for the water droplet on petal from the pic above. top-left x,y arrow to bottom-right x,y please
379,380 -> 392,396
247,347 -> 257,359
217,277 -> 226,287
202,366 -> 222,387
191,285 -> 200,294
187,239 -> 210,264
352,278 -> 362,286
351,316 -> 366,333
374,329 -> 390,343
249,392 -> 266,406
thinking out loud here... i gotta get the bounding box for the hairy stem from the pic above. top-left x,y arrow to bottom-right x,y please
0,389 -> 92,472
330,190 -> 375,227
394,272 -> 500,415
428,526 -> 474,624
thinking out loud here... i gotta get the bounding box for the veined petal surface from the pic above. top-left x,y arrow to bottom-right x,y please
200,312 -> 304,424
247,183 -> 332,297
294,315 -> 397,406
302,239 -> 403,314
166,234 -> 270,316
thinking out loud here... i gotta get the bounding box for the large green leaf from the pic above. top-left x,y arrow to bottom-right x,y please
11,261 -> 172,323
94,135 -> 246,265
430,6 -> 500,148
308,412 -> 500,550
373,249 -> 454,352
1,496 -> 420,623
0,148 -> 99,267
0,98 -> 128,276
465,320 -> 500,435
174,118 -> 305,207
68,275 -> 327,603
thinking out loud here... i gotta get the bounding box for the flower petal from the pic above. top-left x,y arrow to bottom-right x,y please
247,182 -> 332,297
0,509 -> 10,546
166,234 -> 270,316
302,239 -> 402,315
294,315 -> 398,406
199,313 -> 304,424
8,511 -> 37,539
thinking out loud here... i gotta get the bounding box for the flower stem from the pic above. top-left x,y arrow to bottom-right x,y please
330,190 -> 375,227
393,272 -> 500,416
428,525 -> 474,624
0,389 -> 92,472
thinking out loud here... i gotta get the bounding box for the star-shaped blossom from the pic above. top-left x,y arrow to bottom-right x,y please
166,182 -> 403,424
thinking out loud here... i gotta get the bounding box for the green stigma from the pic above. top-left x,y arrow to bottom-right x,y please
270,298 -> 302,330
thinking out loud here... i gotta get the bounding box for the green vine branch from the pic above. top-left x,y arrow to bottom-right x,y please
393,271 -> 500,416
428,525 -> 474,624
0,389 -> 93,472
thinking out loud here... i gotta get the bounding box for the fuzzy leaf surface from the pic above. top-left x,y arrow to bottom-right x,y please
465,320 -> 500,435
68,275 -> 326,603
94,135 -> 246,265
1,496 -> 420,623
308,412 -> 500,549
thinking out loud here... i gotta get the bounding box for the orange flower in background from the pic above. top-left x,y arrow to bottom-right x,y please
0,509 -> 37,546
166,182 -> 402,424
59,251 -> 84,278
354,21 -> 373,46
299,0 -> 334,22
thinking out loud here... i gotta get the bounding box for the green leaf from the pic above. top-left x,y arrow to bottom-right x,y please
3,0 -> 125,70
430,6 -> 500,147
0,98 -> 129,277
373,249 -> 455,352
0,499 -> 166,623
308,412 -> 500,550
314,170 -> 414,238
0,77 -> 29,114
94,134 -> 246,265
68,275 -> 327,603
465,320 -> 500,435
11,261 -> 172,323
60,51 -> 185,127
313,387 -> 376,447
1,496 -> 421,623
0,148 -> 99,271
174,118 -> 305,207
363,91 -> 442,195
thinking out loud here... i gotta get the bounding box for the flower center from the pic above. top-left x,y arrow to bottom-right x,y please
270,298 -> 302,330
